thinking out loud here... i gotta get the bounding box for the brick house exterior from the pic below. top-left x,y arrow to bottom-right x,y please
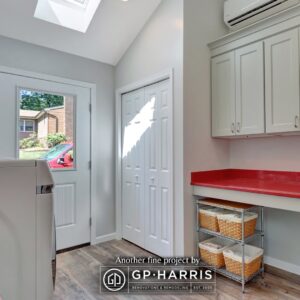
19,97 -> 73,144
19,110 -> 39,140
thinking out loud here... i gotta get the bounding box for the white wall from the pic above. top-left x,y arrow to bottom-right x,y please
230,137 -> 300,271
0,35 -> 116,239
183,0 -> 229,255
115,0 -> 184,255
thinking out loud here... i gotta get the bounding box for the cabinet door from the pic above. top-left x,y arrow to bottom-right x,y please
212,52 -> 236,137
235,42 -> 265,135
265,29 -> 300,133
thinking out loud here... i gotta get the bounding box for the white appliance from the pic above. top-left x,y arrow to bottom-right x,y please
0,160 -> 54,300
224,0 -> 300,29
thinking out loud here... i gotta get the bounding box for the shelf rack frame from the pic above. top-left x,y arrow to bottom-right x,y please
196,198 -> 265,293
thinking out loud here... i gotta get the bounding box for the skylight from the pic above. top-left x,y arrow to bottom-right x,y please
34,0 -> 102,33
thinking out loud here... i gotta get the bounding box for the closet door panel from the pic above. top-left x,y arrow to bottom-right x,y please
145,80 -> 172,257
121,88 -> 145,248
121,79 -> 172,257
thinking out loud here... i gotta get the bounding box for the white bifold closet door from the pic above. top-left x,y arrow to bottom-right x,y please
121,79 -> 172,257
122,88 -> 146,248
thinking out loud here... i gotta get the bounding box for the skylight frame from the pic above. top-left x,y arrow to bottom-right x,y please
34,0 -> 102,33
61,0 -> 90,9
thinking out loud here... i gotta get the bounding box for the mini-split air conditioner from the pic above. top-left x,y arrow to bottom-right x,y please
224,0 -> 300,29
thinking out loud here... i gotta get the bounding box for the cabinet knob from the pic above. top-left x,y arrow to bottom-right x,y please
237,122 -> 241,133
295,116 -> 299,128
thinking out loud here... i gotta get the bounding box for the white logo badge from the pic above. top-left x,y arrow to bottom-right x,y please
103,268 -> 126,292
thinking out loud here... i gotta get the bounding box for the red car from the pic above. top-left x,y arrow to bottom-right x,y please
42,143 -> 74,169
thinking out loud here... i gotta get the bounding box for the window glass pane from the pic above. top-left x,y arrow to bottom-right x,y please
19,90 -> 75,170
25,120 -> 34,132
19,120 -> 24,132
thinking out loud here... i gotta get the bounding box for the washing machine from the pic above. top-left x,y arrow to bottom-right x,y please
0,159 -> 55,300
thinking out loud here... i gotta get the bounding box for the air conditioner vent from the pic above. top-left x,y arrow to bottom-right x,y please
225,0 -> 300,30
228,0 -> 282,26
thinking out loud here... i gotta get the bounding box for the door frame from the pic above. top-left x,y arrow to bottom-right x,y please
115,69 -> 174,255
0,65 -> 98,245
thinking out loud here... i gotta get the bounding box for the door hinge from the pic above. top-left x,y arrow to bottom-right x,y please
89,217 -> 92,227
88,161 -> 92,170
89,103 -> 92,113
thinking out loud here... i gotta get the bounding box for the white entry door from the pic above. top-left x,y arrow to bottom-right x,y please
0,72 -> 91,250
121,79 -> 173,257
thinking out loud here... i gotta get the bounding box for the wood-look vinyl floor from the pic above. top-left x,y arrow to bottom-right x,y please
53,240 -> 300,300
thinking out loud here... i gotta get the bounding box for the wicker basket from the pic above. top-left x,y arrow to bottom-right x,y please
217,212 -> 258,240
199,238 -> 235,268
223,244 -> 263,278
199,207 -> 231,232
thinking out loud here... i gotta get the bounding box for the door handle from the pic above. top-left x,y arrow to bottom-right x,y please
295,116 -> 299,128
237,122 -> 241,133
231,122 -> 235,134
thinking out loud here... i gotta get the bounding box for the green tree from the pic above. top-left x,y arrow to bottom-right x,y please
20,90 -> 64,111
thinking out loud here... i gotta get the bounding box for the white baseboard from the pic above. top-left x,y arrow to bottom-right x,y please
265,256 -> 300,276
92,232 -> 118,245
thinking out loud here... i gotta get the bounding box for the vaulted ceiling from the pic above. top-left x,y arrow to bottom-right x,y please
0,0 -> 161,65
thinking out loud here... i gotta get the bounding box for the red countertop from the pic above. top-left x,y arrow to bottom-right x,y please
191,169 -> 300,199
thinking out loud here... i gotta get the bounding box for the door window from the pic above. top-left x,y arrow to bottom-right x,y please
18,89 -> 75,170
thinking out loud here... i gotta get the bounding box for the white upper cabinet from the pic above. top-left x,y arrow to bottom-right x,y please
235,42 -> 265,135
211,22 -> 300,138
212,43 -> 265,137
265,29 -> 300,133
212,52 -> 236,137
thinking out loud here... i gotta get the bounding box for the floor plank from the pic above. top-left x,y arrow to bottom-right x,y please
53,240 -> 300,300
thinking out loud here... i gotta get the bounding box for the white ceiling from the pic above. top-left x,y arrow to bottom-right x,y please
0,0 -> 161,65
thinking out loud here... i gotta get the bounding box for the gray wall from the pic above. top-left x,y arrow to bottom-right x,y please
230,137 -> 300,270
0,35 -> 115,238
115,0 -> 184,255
264,208 -> 300,268
183,0 -> 229,255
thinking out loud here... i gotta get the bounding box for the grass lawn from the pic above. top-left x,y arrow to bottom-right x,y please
19,150 -> 47,160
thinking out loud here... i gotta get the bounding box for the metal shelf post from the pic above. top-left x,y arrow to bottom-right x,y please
242,210 -> 245,293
